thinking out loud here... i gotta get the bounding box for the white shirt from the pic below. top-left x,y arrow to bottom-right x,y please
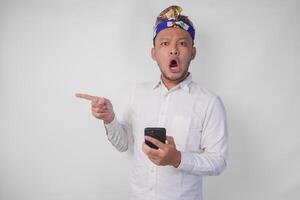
105,74 -> 228,200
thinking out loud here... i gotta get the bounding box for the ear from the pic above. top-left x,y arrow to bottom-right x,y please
151,48 -> 157,61
191,46 -> 196,60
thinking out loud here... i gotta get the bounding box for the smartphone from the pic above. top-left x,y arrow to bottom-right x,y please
144,127 -> 166,149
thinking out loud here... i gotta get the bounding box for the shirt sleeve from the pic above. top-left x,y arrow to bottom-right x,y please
104,115 -> 133,152
104,86 -> 135,152
177,96 -> 228,176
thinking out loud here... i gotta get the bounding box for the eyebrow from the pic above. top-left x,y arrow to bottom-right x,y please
158,37 -> 188,41
178,37 -> 188,40
158,37 -> 170,41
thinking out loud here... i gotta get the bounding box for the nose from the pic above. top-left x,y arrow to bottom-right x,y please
169,45 -> 179,56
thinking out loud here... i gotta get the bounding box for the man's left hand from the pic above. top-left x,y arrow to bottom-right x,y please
142,136 -> 181,168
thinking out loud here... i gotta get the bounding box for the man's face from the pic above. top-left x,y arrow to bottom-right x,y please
151,28 -> 196,87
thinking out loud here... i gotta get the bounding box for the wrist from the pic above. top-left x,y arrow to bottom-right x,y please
104,114 -> 115,124
173,150 -> 181,168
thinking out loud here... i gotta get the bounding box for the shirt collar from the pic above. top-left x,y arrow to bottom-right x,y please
152,73 -> 193,93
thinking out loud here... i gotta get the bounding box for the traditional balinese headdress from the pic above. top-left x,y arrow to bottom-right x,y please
153,5 -> 195,41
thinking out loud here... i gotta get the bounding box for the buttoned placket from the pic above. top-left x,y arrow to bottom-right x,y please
148,164 -> 156,200
148,87 -> 172,200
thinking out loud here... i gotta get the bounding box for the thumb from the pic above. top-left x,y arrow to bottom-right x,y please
166,136 -> 175,145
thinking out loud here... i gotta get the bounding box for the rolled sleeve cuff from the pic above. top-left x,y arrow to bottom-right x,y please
104,117 -> 119,134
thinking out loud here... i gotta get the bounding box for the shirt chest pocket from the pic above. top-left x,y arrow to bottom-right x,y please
186,127 -> 202,152
186,116 -> 203,152
169,116 -> 203,152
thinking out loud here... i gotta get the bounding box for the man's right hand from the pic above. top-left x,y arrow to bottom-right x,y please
75,93 -> 115,124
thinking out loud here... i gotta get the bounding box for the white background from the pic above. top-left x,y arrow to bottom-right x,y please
1,0 -> 299,199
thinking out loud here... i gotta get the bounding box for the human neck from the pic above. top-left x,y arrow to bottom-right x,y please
161,72 -> 190,90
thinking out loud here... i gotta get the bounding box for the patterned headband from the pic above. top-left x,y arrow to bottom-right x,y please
153,18 -> 195,40
153,6 -> 195,40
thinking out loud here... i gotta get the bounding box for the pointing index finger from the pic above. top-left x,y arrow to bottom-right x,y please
75,93 -> 96,101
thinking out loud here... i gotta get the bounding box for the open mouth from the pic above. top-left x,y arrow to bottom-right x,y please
169,59 -> 178,68
169,59 -> 180,73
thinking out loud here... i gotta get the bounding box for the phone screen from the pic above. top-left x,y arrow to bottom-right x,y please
144,127 -> 166,149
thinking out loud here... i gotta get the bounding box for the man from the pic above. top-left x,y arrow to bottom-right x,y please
76,5 -> 228,200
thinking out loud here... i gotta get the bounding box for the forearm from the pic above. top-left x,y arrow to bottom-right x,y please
178,151 -> 227,176
104,116 -> 132,152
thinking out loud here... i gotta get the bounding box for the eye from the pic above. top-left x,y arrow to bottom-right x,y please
179,41 -> 187,46
161,41 -> 169,46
